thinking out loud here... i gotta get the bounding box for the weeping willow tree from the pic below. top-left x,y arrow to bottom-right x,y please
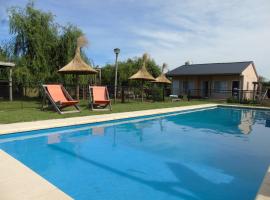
6,1 -> 89,85
0,46 -> 9,80
0,46 -> 8,61
8,1 -> 57,84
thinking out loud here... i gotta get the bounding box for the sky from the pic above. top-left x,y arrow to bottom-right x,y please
1,0 -> 270,78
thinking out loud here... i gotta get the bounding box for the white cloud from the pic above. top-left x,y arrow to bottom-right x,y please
1,0 -> 270,78
129,0 -> 270,77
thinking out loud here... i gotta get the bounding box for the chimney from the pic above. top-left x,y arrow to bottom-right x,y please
185,60 -> 192,66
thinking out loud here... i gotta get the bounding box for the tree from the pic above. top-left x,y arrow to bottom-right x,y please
102,56 -> 161,87
0,46 -> 8,61
6,1 -> 88,85
259,76 -> 268,83
8,1 -> 58,84
0,46 -> 9,80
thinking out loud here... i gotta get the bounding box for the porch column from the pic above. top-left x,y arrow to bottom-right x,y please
209,80 -> 212,97
252,83 -> 256,101
9,67 -> 13,101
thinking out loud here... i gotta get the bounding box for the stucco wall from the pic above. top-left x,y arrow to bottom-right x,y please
241,64 -> 258,99
171,74 -> 242,99
170,63 -> 259,100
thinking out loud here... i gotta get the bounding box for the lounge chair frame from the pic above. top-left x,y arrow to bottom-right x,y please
89,86 -> 112,111
42,84 -> 80,114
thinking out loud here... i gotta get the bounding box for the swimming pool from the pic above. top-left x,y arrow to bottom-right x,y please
1,107 -> 270,200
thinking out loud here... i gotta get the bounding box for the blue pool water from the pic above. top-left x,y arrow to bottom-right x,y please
1,107 -> 270,200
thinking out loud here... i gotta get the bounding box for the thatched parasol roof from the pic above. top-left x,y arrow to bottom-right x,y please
129,53 -> 155,81
154,63 -> 171,84
58,36 -> 97,75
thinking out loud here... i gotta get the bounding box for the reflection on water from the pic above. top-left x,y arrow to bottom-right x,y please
47,133 -> 61,144
238,110 -> 255,134
161,108 -> 270,136
1,107 -> 270,200
181,162 -> 234,184
41,108 -> 270,149
266,119 -> 270,128
69,108 -> 270,147
92,127 -> 105,135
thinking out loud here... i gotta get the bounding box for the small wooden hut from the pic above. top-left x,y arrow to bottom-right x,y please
0,61 -> 15,101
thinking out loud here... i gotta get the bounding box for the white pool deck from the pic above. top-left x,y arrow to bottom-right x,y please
256,167 -> 270,200
0,103 -> 270,200
0,103 -> 218,135
0,150 -> 72,200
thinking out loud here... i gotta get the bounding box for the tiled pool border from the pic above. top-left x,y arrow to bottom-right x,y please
1,103 -> 270,200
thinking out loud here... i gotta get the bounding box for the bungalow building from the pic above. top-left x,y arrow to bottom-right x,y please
167,61 -> 259,99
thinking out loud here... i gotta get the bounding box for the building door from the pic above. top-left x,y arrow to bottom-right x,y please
202,81 -> 209,97
232,81 -> 240,97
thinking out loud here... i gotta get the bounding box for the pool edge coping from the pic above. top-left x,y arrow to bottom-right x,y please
256,167 -> 270,200
0,149 -> 73,200
1,103 -> 270,200
218,104 -> 270,111
0,104 -> 218,135
0,104 -> 217,200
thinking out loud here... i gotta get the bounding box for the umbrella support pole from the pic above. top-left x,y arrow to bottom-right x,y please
163,84 -> 165,101
76,75 -> 79,100
141,80 -> 144,102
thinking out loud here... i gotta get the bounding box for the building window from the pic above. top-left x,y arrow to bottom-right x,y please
179,81 -> 183,93
214,81 -> 227,92
172,80 -> 179,95
183,81 -> 188,92
183,81 -> 194,93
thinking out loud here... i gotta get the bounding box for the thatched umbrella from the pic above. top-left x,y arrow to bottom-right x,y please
58,36 -> 97,100
153,63 -> 171,101
129,53 -> 155,102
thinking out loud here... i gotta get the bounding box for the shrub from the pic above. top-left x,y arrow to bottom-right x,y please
226,97 -> 239,103
152,86 -> 163,101
227,97 -> 257,104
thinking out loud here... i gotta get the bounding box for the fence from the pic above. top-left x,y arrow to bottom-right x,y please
0,82 -> 171,110
1,81 -> 268,111
170,88 -> 266,103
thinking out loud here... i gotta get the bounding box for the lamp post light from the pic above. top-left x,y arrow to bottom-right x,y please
113,48 -> 120,103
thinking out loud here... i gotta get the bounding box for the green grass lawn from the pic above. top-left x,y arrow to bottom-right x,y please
0,99 -> 217,124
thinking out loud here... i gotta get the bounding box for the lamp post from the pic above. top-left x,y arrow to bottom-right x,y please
114,48 -> 120,103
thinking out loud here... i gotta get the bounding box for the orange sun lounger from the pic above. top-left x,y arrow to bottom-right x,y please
42,84 -> 80,114
89,86 -> 112,111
